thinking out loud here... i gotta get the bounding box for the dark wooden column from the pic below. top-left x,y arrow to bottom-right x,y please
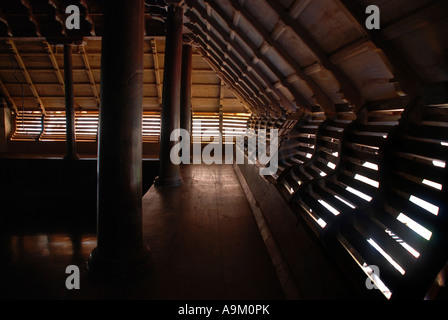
155,5 -> 184,187
87,0 -> 150,278
180,43 -> 192,135
63,44 -> 79,160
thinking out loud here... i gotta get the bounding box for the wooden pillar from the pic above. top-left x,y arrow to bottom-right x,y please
63,44 -> 79,160
180,43 -> 192,135
155,5 -> 184,187
87,0 -> 150,278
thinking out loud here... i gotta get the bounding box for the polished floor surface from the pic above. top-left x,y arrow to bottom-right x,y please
0,164 -> 284,300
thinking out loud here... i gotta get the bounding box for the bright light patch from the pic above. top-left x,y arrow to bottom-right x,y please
318,199 -> 340,216
409,195 -> 439,215
332,152 -> 339,157
320,171 -> 327,177
362,162 -> 378,170
422,179 -> 442,190
354,174 -> 379,188
367,238 -> 406,275
362,264 -> 392,299
306,153 -> 313,159
346,186 -> 372,202
327,162 -> 336,169
441,141 -> 448,147
397,213 -> 432,241
334,195 -> 356,209
433,160 -> 446,168
316,218 -> 327,228
385,229 -> 420,258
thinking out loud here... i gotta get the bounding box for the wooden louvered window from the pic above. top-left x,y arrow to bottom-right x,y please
142,112 -> 161,142
11,111 -> 250,144
76,111 -> 99,142
222,113 -> 251,144
40,111 -> 67,141
192,112 -> 220,144
10,111 -> 43,141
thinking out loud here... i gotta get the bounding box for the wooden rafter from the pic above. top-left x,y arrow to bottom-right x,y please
195,46 -> 258,113
288,0 -> 312,19
151,39 -> 163,108
225,0 -> 335,112
0,78 -> 19,114
336,0 -> 423,97
6,39 -> 46,114
190,31 -> 265,113
21,0 -> 42,37
79,45 -> 100,106
187,5 -> 294,113
266,0 -> 362,108
193,0 -> 311,112
42,41 -> 65,95
187,19 -> 280,113
0,11 -> 13,37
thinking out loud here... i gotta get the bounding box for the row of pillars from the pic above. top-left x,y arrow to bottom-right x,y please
60,1 -> 192,277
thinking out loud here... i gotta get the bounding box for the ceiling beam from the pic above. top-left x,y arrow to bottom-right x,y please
265,0 -> 362,108
225,0 -> 335,112
197,0 -> 313,112
0,78 -> 19,114
150,39 -> 163,108
187,3 -> 299,114
6,39 -> 46,114
187,16 -> 284,114
201,60 -> 252,113
193,34 -> 262,113
21,0 -> 42,37
195,46 -> 258,113
191,29 -> 271,113
79,45 -> 100,106
42,41 -> 65,96
337,0 -> 423,98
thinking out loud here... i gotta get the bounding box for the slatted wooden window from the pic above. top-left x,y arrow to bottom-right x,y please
336,103 -> 448,299
270,110 -> 326,181
222,113 -> 251,144
76,111 -> 99,142
294,103 -> 405,233
192,112 -> 221,144
142,112 -> 161,142
11,111 -> 250,144
10,111 -> 43,141
280,112 -> 354,199
40,111 -> 67,141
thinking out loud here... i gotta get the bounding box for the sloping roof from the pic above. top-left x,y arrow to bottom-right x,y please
0,38 -> 245,114
1,0 -> 447,116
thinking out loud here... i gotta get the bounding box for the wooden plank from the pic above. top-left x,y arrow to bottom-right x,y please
265,0 -> 362,108
6,39 -> 46,114
188,0 -> 311,112
0,78 -> 18,114
42,41 -> 64,96
227,0 -> 335,111
79,45 -> 100,106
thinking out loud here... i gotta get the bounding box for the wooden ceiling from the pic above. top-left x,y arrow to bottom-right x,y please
0,0 -> 447,117
0,38 -> 246,114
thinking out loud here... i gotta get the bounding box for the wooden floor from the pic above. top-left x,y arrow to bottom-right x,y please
0,164 -> 284,300
140,164 -> 284,299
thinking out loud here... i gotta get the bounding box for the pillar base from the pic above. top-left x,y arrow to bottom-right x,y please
154,176 -> 183,188
87,245 -> 151,281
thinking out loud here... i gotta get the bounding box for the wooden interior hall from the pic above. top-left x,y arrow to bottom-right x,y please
0,0 -> 447,300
